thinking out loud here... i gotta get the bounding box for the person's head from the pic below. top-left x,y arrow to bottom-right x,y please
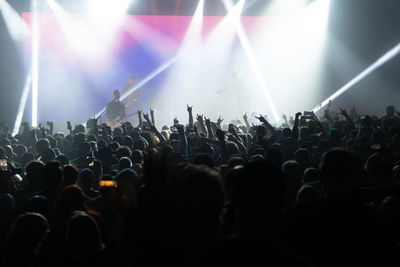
169,164 -> 225,240
116,146 -> 132,159
231,161 -> 285,221
122,135 -> 133,148
63,164 -> 79,187
78,142 -> 91,158
73,132 -> 86,146
296,184 -> 321,206
75,124 -> 85,134
25,160 -> 45,188
161,130 -> 170,141
14,144 -> 27,158
53,185 -> 87,218
227,156 -> 245,170
55,154 -> 70,165
108,141 -> 120,152
303,167 -> 320,184
65,211 -> 104,251
113,90 -> 120,101
365,153 -> 393,188
282,128 -> 292,138
41,161 -> 64,190
36,139 -> 50,156
114,168 -> 139,208
294,148 -> 312,168
41,148 -> 56,163
6,212 -> 49,251
79,168 -> 95,189
118,157 -> 132,170
320,148 -> 358,199
386,105 -> 395,117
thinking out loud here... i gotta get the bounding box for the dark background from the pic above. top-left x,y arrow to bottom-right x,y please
0,0 -> 399,125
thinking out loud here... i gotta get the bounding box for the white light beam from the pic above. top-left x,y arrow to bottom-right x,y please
223,0 -> 280,122
313,42 -> 400,112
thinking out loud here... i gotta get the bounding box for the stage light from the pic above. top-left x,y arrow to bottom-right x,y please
153,0 -> 243,122
313,42 -> 400,113
84,0 -> 131,27
0,0 -> 30,45
93,0 -> 244,123
31,0 -> 40,127
223,0 -> 280,122
46,0 -> 122,64
94,0 -> 205,121
0,0 -> 33,133
244,0 -> 329,118
181,0 -> 204,49
12,74 -> 32,136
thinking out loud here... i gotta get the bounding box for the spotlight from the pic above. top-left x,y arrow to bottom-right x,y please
313,42 -> 400,113
31,0 -> 40,127
12,74 -> 32,136
223,0 -> 281,122
0,0 -> 30,45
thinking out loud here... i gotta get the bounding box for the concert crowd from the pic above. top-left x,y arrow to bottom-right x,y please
1,103 -> 400,266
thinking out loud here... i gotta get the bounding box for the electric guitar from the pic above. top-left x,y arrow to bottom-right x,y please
106,112 -> 137,130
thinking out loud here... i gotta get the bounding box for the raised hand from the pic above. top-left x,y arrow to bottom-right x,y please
243,113 -> 248,121
196,114 -> 204,123
340,108 -> 348,116
217,116 -> 224,125
150,108 -> 154,115
282,113 -> 287,121
256,114 -> 267,123
204,117 -> 211,127
187,105 -> 193,113
295,112 -> 302,118
137,110 -> 142,116
143,113 -> 150,122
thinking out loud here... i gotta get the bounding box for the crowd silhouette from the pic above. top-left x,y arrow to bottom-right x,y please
1,103 -> 400,266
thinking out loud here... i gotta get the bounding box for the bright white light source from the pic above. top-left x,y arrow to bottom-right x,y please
313,42 -> 400,112
0,0 -> 31,44
31,0 -> 39,127
13,74 -> 32,136
46,0 -> 122,63
181,0 -> 204,50
223,0 -> 281,122
85,0 -> 131,22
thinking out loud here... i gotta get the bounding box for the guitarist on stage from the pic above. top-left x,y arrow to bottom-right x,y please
106,90 -> 126,129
